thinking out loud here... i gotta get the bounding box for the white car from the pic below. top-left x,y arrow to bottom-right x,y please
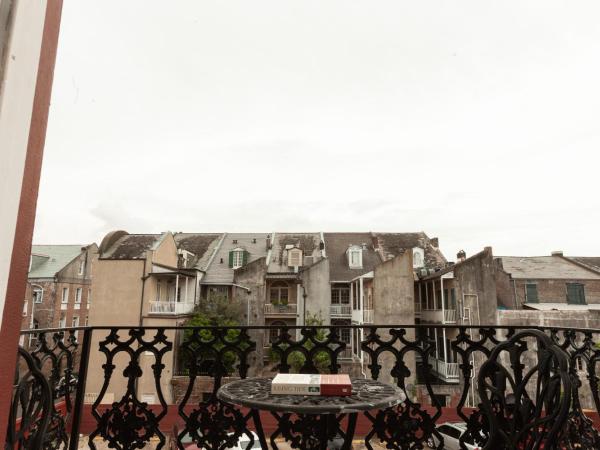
225,432 -> 262,450
179,431 -> 261,450
427,422 -> 482,450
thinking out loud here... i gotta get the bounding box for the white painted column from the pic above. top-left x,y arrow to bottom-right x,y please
185,277 -> 189,303
441,277 -> 445,321
175,275 -> 179,303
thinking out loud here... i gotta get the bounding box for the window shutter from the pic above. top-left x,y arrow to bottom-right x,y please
242,250 -> 249,266
228,251 -> 234,268
526,284 -> 538,303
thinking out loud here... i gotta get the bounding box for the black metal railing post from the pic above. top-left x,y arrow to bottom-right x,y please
68,327 -> 92,450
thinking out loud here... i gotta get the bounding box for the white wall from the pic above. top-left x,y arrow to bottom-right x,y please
0,0 -> 47,324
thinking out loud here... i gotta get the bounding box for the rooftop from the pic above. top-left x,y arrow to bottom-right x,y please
28,245 -> 85,278
101,234 -> 162,260
498,255 -> 600,280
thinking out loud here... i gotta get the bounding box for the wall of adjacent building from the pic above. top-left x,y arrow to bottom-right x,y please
301,258 -> 331,325
372,252 -> 415,390
511,278 -> 600,306
85,258 -> 146,405
233,257 -> 267,374
453,247 -> 498,325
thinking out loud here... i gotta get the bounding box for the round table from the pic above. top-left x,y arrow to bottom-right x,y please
217,377 -> 405,450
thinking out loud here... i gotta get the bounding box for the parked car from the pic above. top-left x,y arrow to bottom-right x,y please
427,422 -> 481,450
179,431 -> 261,450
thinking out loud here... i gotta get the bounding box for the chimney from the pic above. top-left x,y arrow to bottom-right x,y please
551,251 -> 564,257
431,237 -> 439,248
457,250 -> 466,262
266,235 -> 271,250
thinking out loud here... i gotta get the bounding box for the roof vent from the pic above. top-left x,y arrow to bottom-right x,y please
551,251 -> 564,257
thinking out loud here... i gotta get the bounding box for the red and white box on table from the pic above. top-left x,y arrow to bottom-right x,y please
271,374 -> 352,396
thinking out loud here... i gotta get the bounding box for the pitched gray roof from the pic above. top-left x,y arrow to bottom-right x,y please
29,245 -> 84,279
323,233 -> 381,282
570,257 -> 600,274
173,233 -> 223,269
498,256 -> 600,280
202,233 -> 269,284
101,234 -> 162,259
374,232 -> 446,269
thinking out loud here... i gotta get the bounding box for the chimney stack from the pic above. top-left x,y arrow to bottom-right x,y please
457,250 -> 466,262
431,237 -> 439,248
551,251 -> 564,257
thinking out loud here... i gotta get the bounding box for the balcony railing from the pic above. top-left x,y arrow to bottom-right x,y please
363,308 -> 374,323
264,302 -> 297,315
330,304 -> 352,316
428,356 -> 460,382
443,308 -> 457,323
149,300 -> 195,314
8,324 -> 600,450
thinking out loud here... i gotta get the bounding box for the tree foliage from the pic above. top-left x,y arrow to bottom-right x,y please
269,312 -> 332,373
179,295 -> 244,375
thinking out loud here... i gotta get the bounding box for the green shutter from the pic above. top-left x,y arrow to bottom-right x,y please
526,284 -> 538,303
228,251 -> 234,268
242,250 -> 249,266
567,284 -> 585,305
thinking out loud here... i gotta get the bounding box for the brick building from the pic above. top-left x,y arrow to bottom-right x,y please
21,244 -> 98,346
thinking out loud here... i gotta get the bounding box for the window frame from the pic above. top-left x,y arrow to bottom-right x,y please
525,282 -> 538,303
566,282 -> 586,305
269,281 -> 289,305
32,286 -> 43,304
61,287 -> 69,304
75,287 -> 82,304
347,245 -> 363,269
232,249 -> 244,269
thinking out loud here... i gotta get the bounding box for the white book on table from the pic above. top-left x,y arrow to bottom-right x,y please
271,373 -> 321,395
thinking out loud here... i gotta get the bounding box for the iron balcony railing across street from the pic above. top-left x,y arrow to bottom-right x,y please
7,324 -> 600,449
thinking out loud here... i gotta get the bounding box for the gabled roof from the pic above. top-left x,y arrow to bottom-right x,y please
323,233 -> 381,282
173,233 -> 223,269
497,256 -> 600,280
101,234 -> 162,259
202,233 -> 270,284
29,245 -> 85,279
268,233 -> 322,274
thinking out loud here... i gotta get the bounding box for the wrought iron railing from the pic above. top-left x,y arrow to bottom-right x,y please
264,303 -> 298,315
7,324 -> 600,449
329,304 -> 352,316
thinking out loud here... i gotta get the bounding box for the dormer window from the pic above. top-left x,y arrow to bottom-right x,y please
288,248 -> 303,267
229,248 -> 248,269
413,247 -> 425,268
347,245 -> 363,269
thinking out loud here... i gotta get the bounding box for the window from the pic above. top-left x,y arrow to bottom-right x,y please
413,248 -> 424,268
75,288 -> 82,303
332,319 -> 351,344
288,249 -> 302,267
208,286 -> 229,301
78,259 -> 85,275
229,248 -> 247,269
347,245 -> 363,268
61,287 -> 69,303
270,281 -> 289,305
32,287 -> 43,303
567,283 -> 586,305
59,315 -> 66,328
525,283 -> 538,303
269,321 -> 287,343
331,284 -> 350,305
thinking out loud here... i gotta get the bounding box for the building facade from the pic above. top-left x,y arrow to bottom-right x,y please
21,244 -> 98,346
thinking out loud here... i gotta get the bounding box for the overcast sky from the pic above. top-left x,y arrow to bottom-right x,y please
34,0 -> 600,259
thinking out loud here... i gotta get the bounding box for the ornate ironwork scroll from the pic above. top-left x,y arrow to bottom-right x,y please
176,327 -> 256,450
361,327 -> 442,450
476,329 -> 572,450
89,328 -> 172,450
